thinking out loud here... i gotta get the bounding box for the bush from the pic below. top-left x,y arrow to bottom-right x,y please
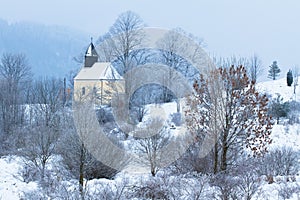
131,105 -> 148,123
18,162 -> 39,183
278,182 -> 300,200
234,158 -> 262,200
96,107 -> 114,124
268,94 -> 290,124
257,148 -> 299,176
287,101 -> 300,124
59,131 -> 119,181
209,172 -> 240,200
128,172 -> 211,199
172,143 -> 214,174
129,176 -> 169,199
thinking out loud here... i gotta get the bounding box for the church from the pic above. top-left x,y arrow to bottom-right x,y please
73,40 -> 123,105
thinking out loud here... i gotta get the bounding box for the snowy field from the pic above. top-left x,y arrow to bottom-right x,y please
0,77 -> 300,199
257,77 -> 300,102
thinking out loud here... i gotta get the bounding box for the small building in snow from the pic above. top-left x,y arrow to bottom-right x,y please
74,40 -> 124,105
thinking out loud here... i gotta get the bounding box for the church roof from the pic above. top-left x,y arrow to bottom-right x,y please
85,42 -> 98,57
74,62 -> 122,81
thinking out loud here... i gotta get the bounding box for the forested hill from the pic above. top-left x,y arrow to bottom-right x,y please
0,19 -> 88,77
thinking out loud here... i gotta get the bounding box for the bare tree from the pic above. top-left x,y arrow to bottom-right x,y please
0,53 -> 31,133
20,77 -> 63,184
185,66 -> 273,172
22,125 -> 59,184
214,56 -> 249,70
157,28 -> 203,108
107,10 -> 144,71
210,172 -> 240,200
293,66 -> 299,96
249,54 -> 263,83
97,11 -> 145,96
135,118 -> 170,176
71,91 -> 126,199
30,77 -> 63,126
233,157 -> 262,200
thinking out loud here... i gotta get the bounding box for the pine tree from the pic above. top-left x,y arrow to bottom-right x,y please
268,61 -> 281,80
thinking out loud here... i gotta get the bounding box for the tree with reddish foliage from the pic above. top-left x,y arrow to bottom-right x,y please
185,65 -> 274,173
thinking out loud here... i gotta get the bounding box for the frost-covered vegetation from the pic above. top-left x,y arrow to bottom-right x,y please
0,73 -> 299,199
1,10 -> 300,200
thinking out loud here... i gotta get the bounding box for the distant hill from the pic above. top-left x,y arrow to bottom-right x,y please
0,19 -> 89,77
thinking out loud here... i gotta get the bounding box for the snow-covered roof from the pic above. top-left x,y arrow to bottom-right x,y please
74,62 -> 122,80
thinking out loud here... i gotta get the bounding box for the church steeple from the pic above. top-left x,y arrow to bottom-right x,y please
84,38 -> 98,67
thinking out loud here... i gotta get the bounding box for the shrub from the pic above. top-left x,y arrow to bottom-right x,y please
257,148 -> 299,176
268,94 -> 290,124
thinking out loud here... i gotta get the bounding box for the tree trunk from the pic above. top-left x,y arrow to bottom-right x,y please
41,162 -> 45,186
150,160 -> 156,177
220,131 -> 228,172
79,143 -> 85,200
214,142 -> 218,174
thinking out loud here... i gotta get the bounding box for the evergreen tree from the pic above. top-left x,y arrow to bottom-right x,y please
287,69 -> 293,86
268,61 -> 281,80
269,94 -> 290,124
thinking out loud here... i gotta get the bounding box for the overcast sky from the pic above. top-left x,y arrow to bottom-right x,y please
0,0 -> 299,80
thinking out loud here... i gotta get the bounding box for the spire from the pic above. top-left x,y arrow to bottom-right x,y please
84,37 -> 98,67
85,38 -> 98,57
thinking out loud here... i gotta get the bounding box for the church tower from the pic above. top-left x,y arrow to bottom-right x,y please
84,38 -> 98,67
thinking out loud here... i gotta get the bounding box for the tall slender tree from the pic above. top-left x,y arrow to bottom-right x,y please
293,66 -> 299,96
249,54 -> 263,83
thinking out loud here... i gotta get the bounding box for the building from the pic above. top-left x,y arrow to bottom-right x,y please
74,40 -> 123,105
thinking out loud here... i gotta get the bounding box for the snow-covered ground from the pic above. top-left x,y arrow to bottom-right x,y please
0,77 -> 300,199
0,156 -> 37,200
257,76 -> 300,102
271,123 -> 300,151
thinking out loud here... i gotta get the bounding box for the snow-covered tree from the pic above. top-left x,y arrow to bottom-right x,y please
185,65 -> 273,172
71,95 -> 124,198
21,77 -> 63,184
0,53 -> 31,133
293,66 -> 299,95
156,28 -> 202,105
249,54 -> 263,83
97,11 -> 145,96
269,94 -> 290,124
268,61 -> 281,80
135,118 -> 170,176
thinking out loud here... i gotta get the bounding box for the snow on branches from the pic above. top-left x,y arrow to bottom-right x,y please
185,65 -> 274,172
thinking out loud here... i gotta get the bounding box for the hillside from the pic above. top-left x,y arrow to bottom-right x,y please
0,77 -> 299,199
0,19 -> 88,77
257,76 -> 300,102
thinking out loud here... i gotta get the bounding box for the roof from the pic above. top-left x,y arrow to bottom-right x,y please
85,42 -> 98,57
74,62 -> 122,81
